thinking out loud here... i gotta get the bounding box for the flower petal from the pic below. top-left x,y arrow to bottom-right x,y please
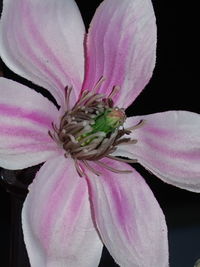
85,159 -> 168,267
83,0 -> 156,108
114,111 -> 200,192
22,156 -> 103,267
0,0 -> 85,106
0,77 -> 60,169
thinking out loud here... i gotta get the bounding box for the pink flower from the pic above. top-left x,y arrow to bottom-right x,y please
0,0 -> 200,266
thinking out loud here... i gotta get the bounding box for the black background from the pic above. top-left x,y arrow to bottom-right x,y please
0,0 -> 200,266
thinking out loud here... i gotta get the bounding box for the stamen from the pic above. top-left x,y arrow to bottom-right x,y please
82,160 -> 101,176
73,90 -> 93,109
92,76 -> 106,93
84,93 -> 105,107
64,134 -> 78,144
52,122 -> 59,133
53,84 -> 140,176
48,130 -> 57,142
74,126 -> 93,138
95,160 -> 132,174
126,119 -> 145,131
105,97 -> 114,108
75,149 -> 98,159
61,122 -> 87,135
77,132 -> 106,146
64,86 -> 73,111
74,158 -> 85,177
115,138 -> 137,146
93,131 -> 118,158
108,85 -> 121,99
63,140 -> 77,151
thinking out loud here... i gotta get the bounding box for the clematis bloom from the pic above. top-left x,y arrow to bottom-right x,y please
0,0 -> 200,266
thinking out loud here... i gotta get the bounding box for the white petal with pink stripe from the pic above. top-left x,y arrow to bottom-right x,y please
0,0 -> 85,106
22,156 -> 103,267
113,111 -> 200,192
0,78 -> 60,169
83,0 -> 156,108
86,159 -> 169,267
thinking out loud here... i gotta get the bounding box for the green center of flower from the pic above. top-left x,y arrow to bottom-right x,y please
77,108 -> 126,146
93,108 -> 125,133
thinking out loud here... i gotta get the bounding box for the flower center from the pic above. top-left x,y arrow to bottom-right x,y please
49,79 -> 143,176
